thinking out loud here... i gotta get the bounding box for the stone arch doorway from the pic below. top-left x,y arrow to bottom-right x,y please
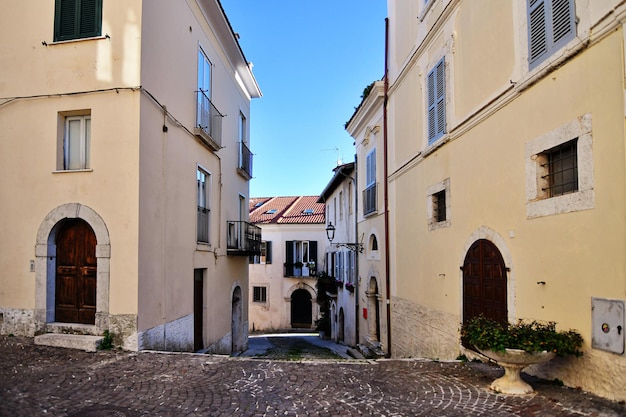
367,277 -> 381,342
338,307 -> 345,343
231,286 -> 244,354
35,203 -> 111,332
55,219 -> 97,324
290,288 -> 312,328
462,239 -> 508,325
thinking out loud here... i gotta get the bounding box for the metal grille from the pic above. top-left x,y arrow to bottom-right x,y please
542,138 -> 578,197
433,190 -> 446,222
197,207 -> 210,243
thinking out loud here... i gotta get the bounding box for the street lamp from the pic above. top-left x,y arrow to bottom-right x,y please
325,222 -> 363,253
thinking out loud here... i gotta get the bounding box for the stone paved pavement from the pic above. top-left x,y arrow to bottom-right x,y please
1,335 -> 625,417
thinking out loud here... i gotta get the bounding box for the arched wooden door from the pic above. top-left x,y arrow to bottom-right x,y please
55,219 -> 97,324
462,239 -> 507,324
291,289 -> 312,328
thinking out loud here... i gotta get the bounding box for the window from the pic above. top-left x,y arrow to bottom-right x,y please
253,286 -> 267,303
348,182 -> 353,214
526,114 -> 594,218
364,149 -> 377,215
196,46 -> 223,147
339,191 -> 344,219
540,139 -> 578,197
347,251 -> 355,284
427,58 -> 446,144
63,115 -> 91,170
427,178 -> 451,230
250,241 -> 272,264
285,241 -> 318,276
527,0 -> 576,69
433,190 -> 446,222
238,111 -> 253,178
54,0 -> 102,42
370,234 -> 378,251
197,168 -> 210,243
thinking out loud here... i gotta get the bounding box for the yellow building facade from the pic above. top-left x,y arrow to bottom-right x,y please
387,0 -> 626,400
0,0 -> 261,353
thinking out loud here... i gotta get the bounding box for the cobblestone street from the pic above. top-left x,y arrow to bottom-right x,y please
0,335 -> 624,417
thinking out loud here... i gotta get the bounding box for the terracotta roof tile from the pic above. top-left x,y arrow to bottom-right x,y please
249,196 -> 325,224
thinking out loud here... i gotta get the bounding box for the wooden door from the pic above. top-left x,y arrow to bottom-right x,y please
55,219 -> 97,324
194,269 -> 204,351
462,239 -> 507,324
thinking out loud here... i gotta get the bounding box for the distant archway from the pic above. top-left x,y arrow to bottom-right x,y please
367,277 -> 381,342
338,308 -> 345,343
291,289 -> 312,328
231,286 -> 244,353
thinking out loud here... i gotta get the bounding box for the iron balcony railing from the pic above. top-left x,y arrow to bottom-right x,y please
239,141 -> 253,178
363,183 -> 377,215
197,206 -> 210,243
227,221 -> 262,255
283,263 -> 317,278
195,90 -> 224,149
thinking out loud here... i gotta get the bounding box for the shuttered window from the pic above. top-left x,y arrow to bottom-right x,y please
54,0 -> 102,42
528,0 -> 576,69
427,58 -> 446,144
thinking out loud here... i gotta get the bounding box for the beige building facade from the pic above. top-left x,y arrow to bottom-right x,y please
319,163 -> 361,346
387,0 -> 626,400
248,197 -> 326,332
0,0 -> 261,354
346,81 -> 389,357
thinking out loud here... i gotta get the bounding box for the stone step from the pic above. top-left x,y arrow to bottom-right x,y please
35,333 -> 103,352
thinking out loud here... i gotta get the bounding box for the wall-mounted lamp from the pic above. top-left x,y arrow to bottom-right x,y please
325,222 -> 363,253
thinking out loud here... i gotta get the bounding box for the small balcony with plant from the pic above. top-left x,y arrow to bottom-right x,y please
284,261 -> 317,278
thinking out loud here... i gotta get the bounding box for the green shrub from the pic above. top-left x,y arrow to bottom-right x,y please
461,315 -> 583,357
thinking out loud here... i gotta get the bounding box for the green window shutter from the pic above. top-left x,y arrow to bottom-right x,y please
266,241 -> 272,264
309,241 -> 317,265
54,0 -> 102,42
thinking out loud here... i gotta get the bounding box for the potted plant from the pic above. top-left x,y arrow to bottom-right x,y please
345,282 -> 355,293
460,315 -> 583,395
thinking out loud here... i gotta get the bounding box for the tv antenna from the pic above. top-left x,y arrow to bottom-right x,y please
321,147 -> 343,166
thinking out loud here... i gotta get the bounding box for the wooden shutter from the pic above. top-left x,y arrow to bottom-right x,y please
528,0 -> 575,68
309,241 -> 317,265
427,58 -> 445,144
54,0 -> 102,42
551,0 -> 575,48
266,241 -> 272,264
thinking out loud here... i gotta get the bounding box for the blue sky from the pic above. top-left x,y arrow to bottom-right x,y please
220,1 -> 387,198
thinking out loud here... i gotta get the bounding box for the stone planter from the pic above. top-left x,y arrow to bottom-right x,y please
479,348 -> 556,395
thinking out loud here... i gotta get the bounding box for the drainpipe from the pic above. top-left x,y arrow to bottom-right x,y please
383,17 -> 392,358
354,155 -> 359,346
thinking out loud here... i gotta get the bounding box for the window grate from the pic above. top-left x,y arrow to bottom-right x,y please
433,190 -> 446,223
541,138 -> 578,197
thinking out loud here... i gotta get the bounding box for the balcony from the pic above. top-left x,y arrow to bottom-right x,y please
283,263 -> 317,278
238,141 -> 253,179
194,90 -> 224,151
363,183 -> 377,216
227,221 -> 262,256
